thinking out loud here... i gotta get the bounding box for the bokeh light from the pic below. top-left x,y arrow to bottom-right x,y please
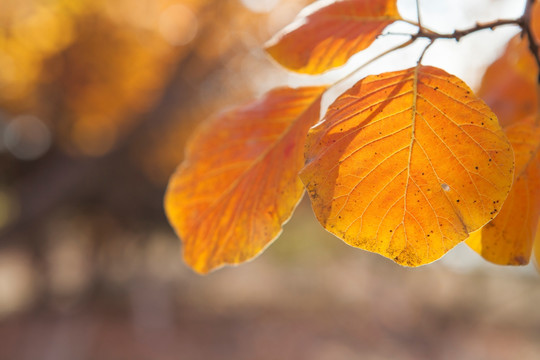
240,0 -> 280,13
3,115 -> 51,160
158,4 -> 198,46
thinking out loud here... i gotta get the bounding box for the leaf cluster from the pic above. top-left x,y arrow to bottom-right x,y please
165,0 -> 540,274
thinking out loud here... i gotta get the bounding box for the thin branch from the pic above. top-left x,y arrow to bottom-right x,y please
383,18 -> 521,41
416,0 -> 424,32
335,18 -> 524,91
331,37 -> 415,89
399,19 -> 420,27
382,18 -> 523,69
415,19 -> 522,42
329,5 -> 537,113
380,31 -> 417,37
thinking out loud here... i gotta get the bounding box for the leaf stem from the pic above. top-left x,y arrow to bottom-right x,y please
417,41 -> 434,65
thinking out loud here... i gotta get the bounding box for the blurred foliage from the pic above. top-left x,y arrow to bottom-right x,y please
0,0 -> 309,310
0,0 -> 306,158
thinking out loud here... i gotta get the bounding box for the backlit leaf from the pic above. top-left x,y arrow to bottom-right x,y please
532,0 -> 540,47
467,117 -> 540,265
165,86 -> 325,274
300,66 -> 514,266
477,35 -> 538,127
265,0 -> 401,74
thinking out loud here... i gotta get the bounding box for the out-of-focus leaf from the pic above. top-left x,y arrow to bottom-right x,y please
300,66 -> 514,266
0,0 -> 204,156
531,0 -> 540,46
265,0 -> 401,74
477,35 -> 538,128
165,86 -> 326,274
467,117 -> 540,265
534,222 -> 540,270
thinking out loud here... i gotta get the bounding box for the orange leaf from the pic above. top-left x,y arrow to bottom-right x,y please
532,0 -> 540,47
165,86 -> 325,274
467,117 -> 540,265
477,35 -> 538,128
265,0 -> 401,74
300,66 -> 514,266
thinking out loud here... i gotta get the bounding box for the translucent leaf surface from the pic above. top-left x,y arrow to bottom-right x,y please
467,117 -> 540,265
265,0 -> 401,74
532,0 -> 540,48
477,36 -> 538,127
165,86 -> 325,273
300,66 -> 514,266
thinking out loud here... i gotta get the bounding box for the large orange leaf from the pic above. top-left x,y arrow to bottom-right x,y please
300,66 -> 514,266
165,86 -> 325,274
265,0 -> 401,74
477,35 -> 538,128
467,117 -> 540,265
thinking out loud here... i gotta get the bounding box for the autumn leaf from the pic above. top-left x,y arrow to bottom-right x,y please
265,0 -> 401,74
532,0 -> 540,48
467,117 -> 540,265
477,35 -> 538,127
165,86 -> 325,274
300,66 -> 514,266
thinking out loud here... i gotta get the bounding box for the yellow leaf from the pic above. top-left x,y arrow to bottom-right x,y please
300,66 -> 514,266
265,0 -> 401,74
467,117 -> 540,265
165,86 -> 325,274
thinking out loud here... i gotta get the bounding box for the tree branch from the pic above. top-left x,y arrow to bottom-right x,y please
413,19 -> 522,42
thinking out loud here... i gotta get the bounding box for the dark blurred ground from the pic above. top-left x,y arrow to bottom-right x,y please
0,202 -> 539,360
0,1 -> 538,359
0,195 -> 539,360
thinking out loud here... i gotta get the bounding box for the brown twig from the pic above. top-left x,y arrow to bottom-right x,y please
397,18 -> 521,70
413,19 -> 522,42
385,18 -> 524,67
407,1 -> 540,82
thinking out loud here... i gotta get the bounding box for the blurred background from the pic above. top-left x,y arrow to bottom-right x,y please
0,0 -> 538,359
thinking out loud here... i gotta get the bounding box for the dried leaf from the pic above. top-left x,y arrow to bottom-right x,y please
300,66 -> 514,266
265,0 -> 401,74
165,86 -> 325,273
467,117 -> 540,265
